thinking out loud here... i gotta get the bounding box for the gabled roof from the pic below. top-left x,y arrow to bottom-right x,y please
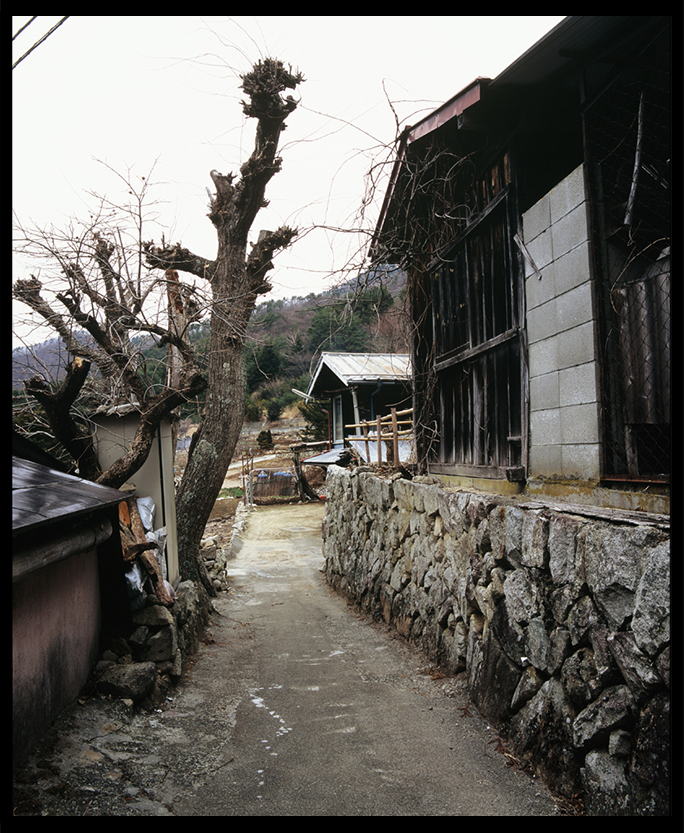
307,353 -> 411,397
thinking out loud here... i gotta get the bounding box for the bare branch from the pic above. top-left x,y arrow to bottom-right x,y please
96,370 -> 207,490
13,275 -> 121,379
143,241 -> 215,282
207,59 -> 304,240
23,357 -> 102,479
245,226 -> 298,294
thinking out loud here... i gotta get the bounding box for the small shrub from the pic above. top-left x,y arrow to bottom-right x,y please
267,399 -> 285,421
244,395 -> 262,422
257,429 -> 273,450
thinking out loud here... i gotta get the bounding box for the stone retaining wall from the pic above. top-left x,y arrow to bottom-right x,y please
322,466 -> 670,815
92,580 -> 210,708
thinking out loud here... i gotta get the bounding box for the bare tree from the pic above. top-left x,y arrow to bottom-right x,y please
143,58 -> 303,592
14,165 -> 208,483
13,57 -> 304,595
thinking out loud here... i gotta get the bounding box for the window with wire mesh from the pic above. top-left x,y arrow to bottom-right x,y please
583,27 -> 670,481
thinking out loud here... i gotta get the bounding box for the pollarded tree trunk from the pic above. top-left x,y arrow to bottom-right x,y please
174,305 -> 248,587
145,59 -> 303,593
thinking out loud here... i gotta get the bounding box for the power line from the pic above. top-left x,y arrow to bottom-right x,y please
12,16 -> 70,70
12,17 -> 38,41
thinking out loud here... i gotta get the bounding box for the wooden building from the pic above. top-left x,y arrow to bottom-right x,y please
305,352 -> 412,463
371,16 -> 670,511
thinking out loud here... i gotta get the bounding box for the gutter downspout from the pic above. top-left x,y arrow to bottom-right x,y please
351,388 -> 361,429
370,380 -> 383,421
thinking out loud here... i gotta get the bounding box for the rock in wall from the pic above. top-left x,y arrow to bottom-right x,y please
322,465 -> 670,815
92,580 -> 211,710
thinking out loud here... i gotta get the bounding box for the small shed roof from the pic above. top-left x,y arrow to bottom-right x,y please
12,456 -> 126,536
308,353 -> 411,397
302,447 -> 352,467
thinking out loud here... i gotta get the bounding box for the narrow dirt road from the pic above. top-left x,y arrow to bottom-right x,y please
14,501 -> 561,816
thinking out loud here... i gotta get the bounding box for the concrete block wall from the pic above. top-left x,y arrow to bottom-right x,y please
522,165 -> 602,481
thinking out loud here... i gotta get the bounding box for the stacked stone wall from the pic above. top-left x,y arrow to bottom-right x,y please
322,466 -> 670,815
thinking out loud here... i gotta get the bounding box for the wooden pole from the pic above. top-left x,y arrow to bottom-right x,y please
391,407 -> 399,465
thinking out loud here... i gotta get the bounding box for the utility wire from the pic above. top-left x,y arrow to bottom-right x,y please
13,16 -> 69,69
13,16 -> 38,40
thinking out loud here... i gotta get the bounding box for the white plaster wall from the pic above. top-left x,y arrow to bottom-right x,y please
93,413 -> 179,585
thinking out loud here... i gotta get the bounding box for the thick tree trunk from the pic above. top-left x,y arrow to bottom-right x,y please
174,240 -> 259,594
174,317 -> 248,591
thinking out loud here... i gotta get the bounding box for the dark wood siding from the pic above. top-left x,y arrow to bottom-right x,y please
583,23 -> 670,480
426,151 -> 525,477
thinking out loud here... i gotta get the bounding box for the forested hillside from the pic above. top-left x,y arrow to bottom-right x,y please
209,266 -> 409,424
12,337 -> 70,390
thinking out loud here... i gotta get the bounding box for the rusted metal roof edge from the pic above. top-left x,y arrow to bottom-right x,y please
406,78 -> 489,146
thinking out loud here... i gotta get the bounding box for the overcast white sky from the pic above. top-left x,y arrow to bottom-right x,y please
13,15 -> 565,347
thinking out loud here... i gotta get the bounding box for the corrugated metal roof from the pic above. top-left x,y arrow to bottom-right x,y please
307,353 -> 411,396
301,446 -> 351,466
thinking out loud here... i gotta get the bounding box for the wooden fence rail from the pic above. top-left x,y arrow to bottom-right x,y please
345,407 -> 415,465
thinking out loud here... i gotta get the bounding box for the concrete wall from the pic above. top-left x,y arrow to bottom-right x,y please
323,465 -> 670,814
93,413 -> 179,585
522,165 -> 602,483
13,548 -> 101,770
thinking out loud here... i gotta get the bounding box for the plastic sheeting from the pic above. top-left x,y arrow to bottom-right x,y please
123,496 -> 175,610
